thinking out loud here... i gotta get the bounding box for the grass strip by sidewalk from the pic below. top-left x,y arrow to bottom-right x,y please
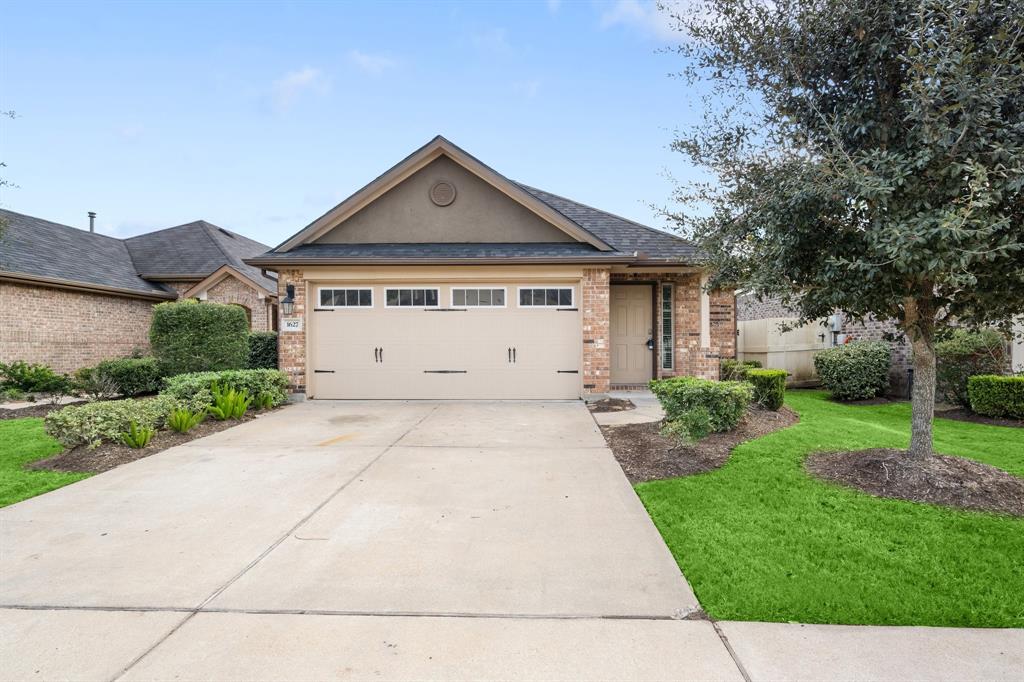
0,418 -> 89,507
637,390 -> 1024,628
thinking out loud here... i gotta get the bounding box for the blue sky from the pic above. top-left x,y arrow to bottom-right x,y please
1,0 -> 704,246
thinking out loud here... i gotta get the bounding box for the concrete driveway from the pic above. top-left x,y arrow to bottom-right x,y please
0,401 -> 741,681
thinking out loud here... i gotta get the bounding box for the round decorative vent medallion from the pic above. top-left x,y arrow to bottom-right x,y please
429,180 -> 456,207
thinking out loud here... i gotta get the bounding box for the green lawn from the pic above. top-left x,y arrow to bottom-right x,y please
0,418 -> 89,507
637,390 -> 1024,628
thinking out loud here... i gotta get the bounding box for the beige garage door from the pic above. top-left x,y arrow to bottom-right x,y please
309,283 -> 581,399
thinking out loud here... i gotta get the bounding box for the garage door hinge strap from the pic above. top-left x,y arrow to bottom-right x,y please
314,369 -> 335,373
423,370 -> 468,374
557,370 -> 579,374
426,308 -> 467,312
556,307 -> 578,311
313,308 -> 334,311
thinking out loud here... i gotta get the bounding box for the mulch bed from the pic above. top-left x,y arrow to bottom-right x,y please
587,397 -> 636,413
0,403 -> 65,420
935,408 -> 1023,429
806,448 -> 1024,517
30,410 -> 273,474
600,405 -> 799,483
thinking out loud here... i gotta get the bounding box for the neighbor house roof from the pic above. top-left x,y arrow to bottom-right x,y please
0,209 -> 174,299
125,220 -> 276,291
0,209 -> 275,300
247,135 -> 702,268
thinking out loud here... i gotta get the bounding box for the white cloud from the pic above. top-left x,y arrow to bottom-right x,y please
599,0 -> 683,41
471,27 -> 512,55
512,79 -> 542,98
348,50 -> 399,76
270,67 -> 330,112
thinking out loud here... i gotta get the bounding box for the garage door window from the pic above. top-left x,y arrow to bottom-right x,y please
319,288 -> 373,308
385,288 -> 440,308
452,288 -> 506,307
518,287 -> 573,307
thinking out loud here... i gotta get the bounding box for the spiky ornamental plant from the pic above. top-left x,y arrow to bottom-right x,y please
666,0 -> 1024,457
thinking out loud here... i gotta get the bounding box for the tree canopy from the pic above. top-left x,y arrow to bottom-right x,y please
667,0 -> 1024,456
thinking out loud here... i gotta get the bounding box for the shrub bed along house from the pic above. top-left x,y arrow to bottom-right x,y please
968,375 -> 1024,419
248,332 -> 279,369
161,369 -> 289,411
935,329 -> 1008,407
95,357 -> 163,397
150,300 -> 249,376
45,394 -> 180,448
0,361 -> 72,402
650,376 -> 752,441
721,358 -> 762,381
748,368 -> 787,410
813,340 -> 891,401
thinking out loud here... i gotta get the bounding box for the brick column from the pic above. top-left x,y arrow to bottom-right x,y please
277,268 -> 306,394
581,268 -> 610,394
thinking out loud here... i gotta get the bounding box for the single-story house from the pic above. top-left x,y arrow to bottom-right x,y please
0,210 -> 277,373
247,136 -> 736,400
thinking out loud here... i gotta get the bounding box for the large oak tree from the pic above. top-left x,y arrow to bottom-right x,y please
667,0 -> 1024,457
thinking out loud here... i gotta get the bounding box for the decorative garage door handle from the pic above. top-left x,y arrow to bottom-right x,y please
508,347 -> 517,363
374,347 -> 384,363
423,370 -> 468,374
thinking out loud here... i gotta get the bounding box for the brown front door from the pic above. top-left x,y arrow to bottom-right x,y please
610,285 -> 653,385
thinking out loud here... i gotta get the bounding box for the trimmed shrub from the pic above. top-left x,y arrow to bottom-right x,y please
650,376 -> 752,440
161,368 -> 288,411
813,341 -> 891,401
150,300 -> 249,376
0,361 -> 64,393
748,368 -> 787,410
96,357 -> 162,397
968,375 -> 1024,419
935,329 -> 1008,407
45,394 -> 179,448
248,332 -> 279,369
721,358 -> 762,381
73,366 -> 119,401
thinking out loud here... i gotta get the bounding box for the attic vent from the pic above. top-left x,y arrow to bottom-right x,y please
218,228 -> 236,239
429,180 -> 456,207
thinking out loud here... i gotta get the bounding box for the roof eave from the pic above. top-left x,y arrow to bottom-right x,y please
245,255 -> 638,267
0,271 -> 178,301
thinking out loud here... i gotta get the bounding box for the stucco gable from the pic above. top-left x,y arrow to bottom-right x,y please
275,136 -> 613,252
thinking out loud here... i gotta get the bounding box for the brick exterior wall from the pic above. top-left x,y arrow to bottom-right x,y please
275,268 -> 306,393
581,268 -> 612,393
205,276 -> 272,332
737,293 -> 796,321
0,282 -> 156,374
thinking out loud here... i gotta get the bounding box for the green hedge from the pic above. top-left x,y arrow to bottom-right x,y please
96,357 -> 162,397
721,358 -> 762,381
0,361 -> 68,394
45,394 -> 180,448
248,332 -> 279,369
150,300 -> 249,376
936,329 -> 1007,407
161,369 -> 288,411
968,375 -> 1024,419
748,368 -> 787,410
813,341 -> 891,401
650,376 -> 752,440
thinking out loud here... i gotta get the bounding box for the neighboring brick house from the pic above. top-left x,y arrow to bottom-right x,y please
0,210 -> 277,373
737,294 -> 914,395
247,136 -> 736,399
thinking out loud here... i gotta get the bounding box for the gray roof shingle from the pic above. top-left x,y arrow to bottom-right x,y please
0,209 -> 170,296
125,221 -> 276,288
249,242 -> 635,262
0,210 -> 275,296
515,184 -> 703,263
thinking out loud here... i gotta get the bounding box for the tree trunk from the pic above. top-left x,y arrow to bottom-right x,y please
904,295 -> 936,459
908,333 -> 936,458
